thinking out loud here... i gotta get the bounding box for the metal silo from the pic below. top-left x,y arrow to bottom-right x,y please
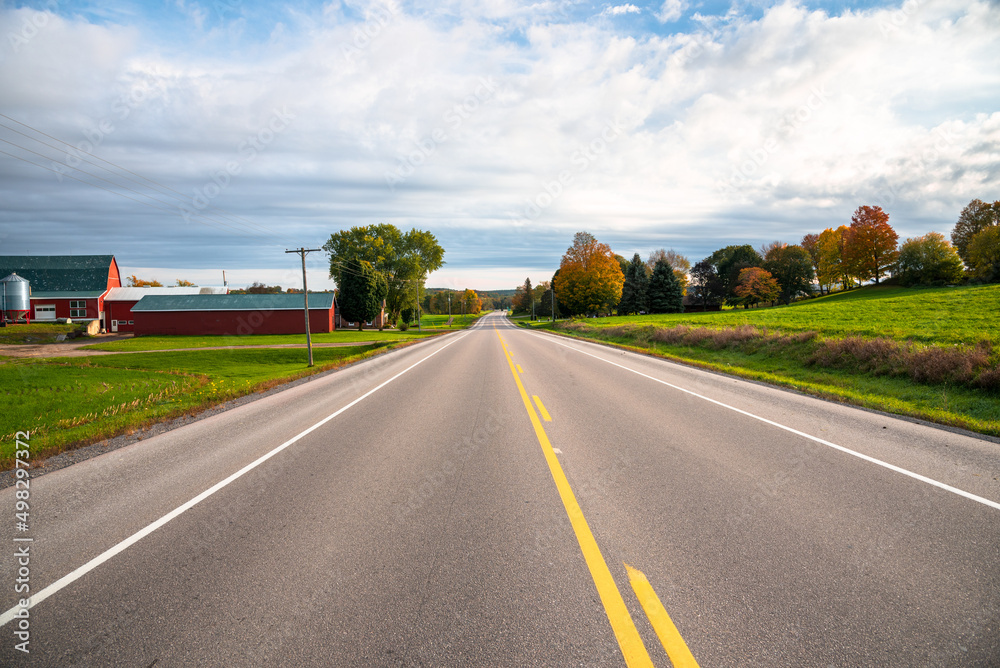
1,272 -> 31,322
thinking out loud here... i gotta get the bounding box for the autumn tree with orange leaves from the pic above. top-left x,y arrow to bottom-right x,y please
553,232 -> 624,316
734,267 -> 780,307
844,205 -> 899,285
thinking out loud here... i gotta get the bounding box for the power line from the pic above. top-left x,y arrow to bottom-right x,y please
0,112 -> 285,241
0,136 -> 274,240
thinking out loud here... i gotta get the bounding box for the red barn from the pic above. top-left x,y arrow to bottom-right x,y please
104,286 -> 227,333
0,255 -> 121,328
131,293 -> 336,336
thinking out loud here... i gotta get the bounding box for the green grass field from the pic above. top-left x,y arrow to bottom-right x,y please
413,311 -> 486,329
0,322 -> 78,345
81,329 -> 438,352
548,284 -> 1000,437
0,343 -> 396,467
589,284 -> 1000,345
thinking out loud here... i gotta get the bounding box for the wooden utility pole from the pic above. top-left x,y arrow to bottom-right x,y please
285,247 -> 322,367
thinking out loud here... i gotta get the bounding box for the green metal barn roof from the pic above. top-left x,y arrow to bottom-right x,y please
131,293 -> 335,312
30,290 -> 105,299
0,256 -> 115,292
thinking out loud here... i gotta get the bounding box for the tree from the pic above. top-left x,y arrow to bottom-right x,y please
896,232 -> 965,286
647,248 -> 690,295
967,226 -> 1000,283
952,199 -> 1000,265
553,232 -> 624,315
399,307 -> 415,325
338,258 -> 388,331
512,277 -> 533,313
174,279 -> 196,287
763,244 -> 814,305
460,288 -> 482,317
617,253 -> 649,315
844,205 -> 898,284
690,259 -> 724,308
538,281 -> 559,319
734,267 -> 780,307
800,233 -> 824,293
816,226 -> 853,291
647,258 -> 684,313
324,224 -> 445,325
614,254 -> 629,278
246,281 -> 281,294
126,275 -> 163,287
709,244 -> 763,304
647,249 -> 690,274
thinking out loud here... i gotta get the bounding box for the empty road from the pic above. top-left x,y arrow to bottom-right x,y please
2,311 -> 998,665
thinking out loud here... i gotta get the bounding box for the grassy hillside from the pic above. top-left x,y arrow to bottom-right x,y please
546,284 -> 1000,437
590,284 -> 999,345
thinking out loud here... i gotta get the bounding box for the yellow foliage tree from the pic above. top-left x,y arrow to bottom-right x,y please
553,232 -> 624,315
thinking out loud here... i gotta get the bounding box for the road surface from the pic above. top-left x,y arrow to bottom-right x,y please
2,312 -> 998,665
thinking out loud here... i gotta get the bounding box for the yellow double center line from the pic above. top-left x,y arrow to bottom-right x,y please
497,328 -> 699,667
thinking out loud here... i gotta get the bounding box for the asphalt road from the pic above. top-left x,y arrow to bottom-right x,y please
1,311 -> 998,666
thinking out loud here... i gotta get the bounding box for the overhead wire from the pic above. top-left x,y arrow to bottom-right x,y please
0,112 -> 287,242
0,136 -> 273,240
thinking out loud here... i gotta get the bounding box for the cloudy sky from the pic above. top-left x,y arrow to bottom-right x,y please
0,0 -> 997,290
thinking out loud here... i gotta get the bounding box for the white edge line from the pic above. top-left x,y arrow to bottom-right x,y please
0,330 -> 471,627
527,330 -> 1000,513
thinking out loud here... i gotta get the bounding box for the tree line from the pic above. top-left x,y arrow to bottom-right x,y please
520,198 -> 999,317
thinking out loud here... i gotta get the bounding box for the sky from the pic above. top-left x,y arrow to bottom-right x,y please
0,0 -> 997,291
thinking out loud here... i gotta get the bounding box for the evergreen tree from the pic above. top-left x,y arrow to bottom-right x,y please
647,258 -> 684,313
617,253 -> 649,315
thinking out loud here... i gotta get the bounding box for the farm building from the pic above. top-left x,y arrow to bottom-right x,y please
131,293 -> 336,336
0,255 -> 121,327
104,286 -> 227,333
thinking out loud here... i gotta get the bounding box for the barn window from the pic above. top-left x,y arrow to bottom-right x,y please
70,309 -> 87,318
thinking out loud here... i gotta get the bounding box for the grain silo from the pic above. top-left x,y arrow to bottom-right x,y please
1,272 -> 31,324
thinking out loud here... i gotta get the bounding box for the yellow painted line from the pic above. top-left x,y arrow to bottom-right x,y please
495,327 -> 653,667
517,364 -> 524,374
532,395 -> 552,422
626,564 -> 700,668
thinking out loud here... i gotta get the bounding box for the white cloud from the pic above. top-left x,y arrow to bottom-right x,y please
603,4 -> 642,17
655,0 -> 687,23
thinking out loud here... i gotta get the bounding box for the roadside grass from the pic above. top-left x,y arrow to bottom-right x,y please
546,284 -> 1000,437
0,322 -> 78,345
0,343 -> 399,468
590,284 -> 1000,345
80,329 -> 438,352
552,326 -> 1000,436
416,312 -> 486,329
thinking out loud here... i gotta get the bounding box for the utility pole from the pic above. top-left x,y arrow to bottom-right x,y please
551,285 -> 555,323
285,247 -> 321,367
531,294 -> 535,321
448,292 -> 451,328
